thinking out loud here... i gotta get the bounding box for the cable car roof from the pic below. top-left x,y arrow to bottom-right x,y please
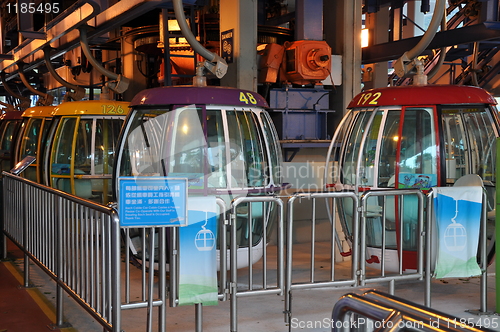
0,111 -> 23,120
348,85 -> 497,109
22,106 -> 55,118
130,86 -> 269,108
52,100 -> 130,116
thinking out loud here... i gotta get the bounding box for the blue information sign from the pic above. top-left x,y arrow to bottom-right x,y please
119,177 -> 188,227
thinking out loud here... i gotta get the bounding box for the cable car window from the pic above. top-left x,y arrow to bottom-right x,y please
398,108 -> 437,189
19,118 -> 42,181
378,111 -> 400,187
442,111 -> 467,181
20,118 -> 42,160
94,118 -> 122,175
442,107 -> 497,185
340,111 -> 366,186
341,110 -> 380,187
260,111 -> 283,185
0,121 -> 17,151
170,106 -> 204,175
0,120 -> 19,172
50,117 -> 81,195
124,109 -> 170,177
206,110 -> 227,188
226,110 -> 268,187
74,119 -> 93,175
463,110 -> 496,183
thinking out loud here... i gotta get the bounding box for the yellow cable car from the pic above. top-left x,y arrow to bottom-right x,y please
44,100 -> 130,204
0,111 -> 23,173
13,106 -> 55,182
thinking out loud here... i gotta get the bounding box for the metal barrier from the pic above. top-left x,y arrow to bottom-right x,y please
2,172 -> 121,331
229,195 -> 284,332
285,192 -> 359,323
358,189 -> 427,296
425,188 -> 489,313
331,290 -> 495,331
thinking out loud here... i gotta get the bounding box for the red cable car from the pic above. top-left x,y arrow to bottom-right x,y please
326,85 -> 498,271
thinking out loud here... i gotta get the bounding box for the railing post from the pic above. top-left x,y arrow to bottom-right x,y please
230,202 -> 238,332
111,210 -> 121,332
56,196 -> 65,327
158,227 -> 166,332
22,182 -> 30,288
480,190 -> 488,313
0,177 -> 5,260
284,195 -> 296,324
425,192 -> 432,307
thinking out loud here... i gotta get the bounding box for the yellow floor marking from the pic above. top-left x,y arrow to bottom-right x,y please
2,261 -> 77,331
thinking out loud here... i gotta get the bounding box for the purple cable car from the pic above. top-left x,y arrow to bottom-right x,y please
113,85 -> 284,268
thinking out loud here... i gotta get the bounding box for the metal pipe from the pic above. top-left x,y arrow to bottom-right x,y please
427,10 -> 447,81
172,0 -> 227,79
393,0 -> 446,77
425,192 -> 432,307
79,26 -> 130,94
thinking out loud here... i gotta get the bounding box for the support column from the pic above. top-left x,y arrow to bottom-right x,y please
219,0 -> 258,92
121,29 -> 147,101
324,0 -> 362,123
363,5 -> 390,90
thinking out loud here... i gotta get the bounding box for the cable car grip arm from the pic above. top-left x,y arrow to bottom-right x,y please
393,0 -> 445,78
172,0 -> 227,79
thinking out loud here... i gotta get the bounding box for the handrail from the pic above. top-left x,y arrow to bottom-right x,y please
2,171 -> 121,331
332,291 -> 494,331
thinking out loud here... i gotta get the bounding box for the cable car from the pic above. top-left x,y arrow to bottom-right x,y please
13,106 -> 55,182
43,100 -> 130,204
325,84 -> 498,271
0,111 -> 23,174
113,85 -> 284,268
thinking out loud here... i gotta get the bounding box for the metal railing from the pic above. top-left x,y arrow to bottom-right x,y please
2,172 -> 121,331
229,195 -> 285,332
358,189 -> 427,294
285,192 -> 359,323
1,172 -> 492,331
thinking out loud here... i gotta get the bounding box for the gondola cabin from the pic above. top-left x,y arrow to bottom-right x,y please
13,106 -> 55,182
0,111 -> 23,174
113,85 -> 284,268
43,100 -> 130,204
325,85 -> 498,271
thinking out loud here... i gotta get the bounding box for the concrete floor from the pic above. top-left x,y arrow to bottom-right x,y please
5,239 -> 500,332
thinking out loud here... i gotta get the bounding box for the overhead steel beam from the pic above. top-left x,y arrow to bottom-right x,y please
0,0 -> 168,78
362,21 -> 500,64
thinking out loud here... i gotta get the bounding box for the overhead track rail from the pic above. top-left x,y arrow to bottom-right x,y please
0,0 -> 100,78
